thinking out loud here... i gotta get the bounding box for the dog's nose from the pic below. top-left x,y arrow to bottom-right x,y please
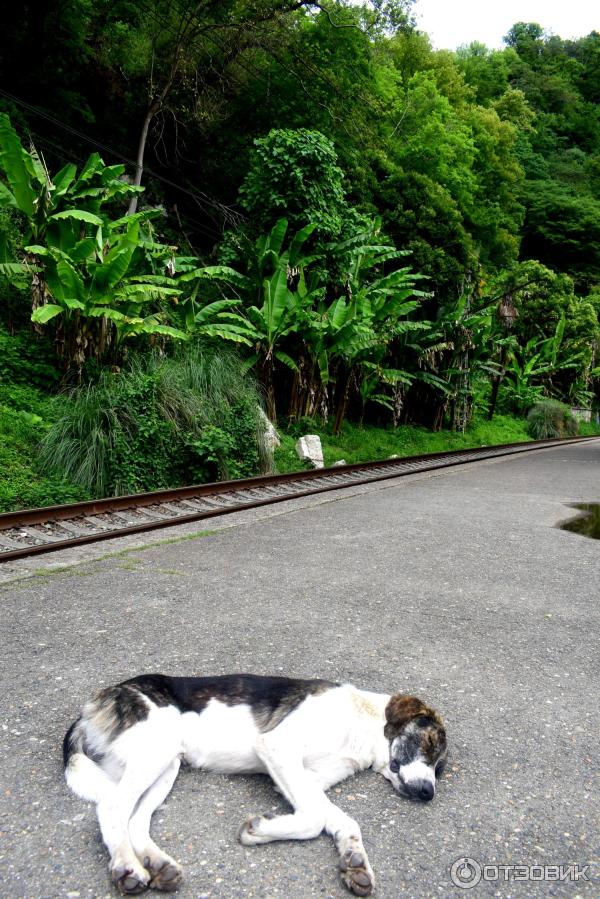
419,781 -> 434,801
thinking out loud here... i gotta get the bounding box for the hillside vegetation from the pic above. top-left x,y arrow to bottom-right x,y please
1,3 -> 599,509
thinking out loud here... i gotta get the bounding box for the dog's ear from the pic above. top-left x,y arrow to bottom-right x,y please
384,694 -> 443,740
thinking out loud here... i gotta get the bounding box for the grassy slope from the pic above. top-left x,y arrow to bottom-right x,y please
2,382 -> 598,511
0,384 -> 90,512
273,414 -> 599,473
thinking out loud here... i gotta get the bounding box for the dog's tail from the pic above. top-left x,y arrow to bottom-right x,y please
63,719 -> 114,804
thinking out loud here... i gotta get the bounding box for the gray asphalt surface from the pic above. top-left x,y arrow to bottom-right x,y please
1,441 -> 599,899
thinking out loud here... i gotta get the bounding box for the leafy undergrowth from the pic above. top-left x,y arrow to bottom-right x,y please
0,345 -> 264,511
577,420 -> 600,437
274,415 -> 544,473
0,384 -> 91,512
2,379 -> 598,512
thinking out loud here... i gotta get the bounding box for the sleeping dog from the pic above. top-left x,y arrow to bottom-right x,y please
64,673 -> 447,896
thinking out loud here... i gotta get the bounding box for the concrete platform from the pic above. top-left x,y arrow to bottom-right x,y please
1,440 -> 599,898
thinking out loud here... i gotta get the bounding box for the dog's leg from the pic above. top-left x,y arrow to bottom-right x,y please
128,759 -> 183,893
330,813 -> 375,899
96,776 -> 154,895
96,734 -> 181,894
238,736 -> 374,897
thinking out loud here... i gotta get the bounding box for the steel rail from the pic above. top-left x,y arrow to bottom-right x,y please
0,436 -> 597,563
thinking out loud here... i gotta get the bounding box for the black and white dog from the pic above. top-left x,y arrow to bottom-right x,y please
64,673 -> 447,896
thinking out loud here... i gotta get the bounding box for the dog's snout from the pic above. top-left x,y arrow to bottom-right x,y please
419,781 -> 434,801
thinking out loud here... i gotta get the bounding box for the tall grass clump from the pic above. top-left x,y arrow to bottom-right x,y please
41,348 -> 264,497
526,399 -> 579,439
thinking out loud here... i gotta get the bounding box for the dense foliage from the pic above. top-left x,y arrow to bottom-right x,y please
526,399 -> 578,439
40,349 -> 263,495
1,1 -> 599,505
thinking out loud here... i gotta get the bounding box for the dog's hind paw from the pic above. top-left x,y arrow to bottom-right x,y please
112,865 -> 150,895
148,859 -> 182,892
339,849 -> 374,896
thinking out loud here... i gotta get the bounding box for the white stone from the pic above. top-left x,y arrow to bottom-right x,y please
258,409 -> 280,474
295,434 -> 324,469
259,409 -> 280,450
332,459 -> 347,467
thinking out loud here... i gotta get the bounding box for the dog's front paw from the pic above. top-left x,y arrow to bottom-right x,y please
237,814 -> 272,846
339,849 -> 374,896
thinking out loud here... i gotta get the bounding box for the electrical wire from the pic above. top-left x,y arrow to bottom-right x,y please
0,86 -> 242,234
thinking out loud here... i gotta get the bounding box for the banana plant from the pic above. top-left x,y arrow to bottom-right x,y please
26,215 -> 185,370
0,113 -> 210,372
323,220 -> 428,432
0,114 -> 144,323
241,219 -> 322,421
173,262 -> 256,345
499,317 -> 584,413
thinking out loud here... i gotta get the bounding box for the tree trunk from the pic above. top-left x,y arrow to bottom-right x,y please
127,108 -> 154,216
333,372 -> 351,435
261,358 -> 277,424
431,401 -> 446,432
28,252 -> 51,335
488,346 -> 508,420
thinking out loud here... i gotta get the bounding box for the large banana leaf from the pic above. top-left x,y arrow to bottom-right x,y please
108,208 -> 161,232
327,297 -> 352,331
128,274 -> 178,286
246,306 -> 268,336
43,256 -> 86,310
52,163 -> 77,198
288,222 -> 317,267
92,248 -> 133,291
114,283 -> 181,300
194,323 -> 254,345
0,113 -> 36,217
49,209 -> 103,226
27,144 -> 52,191
31,304 -> 63,323
100,163 -> 127,183
177,264 -> 252,291
263,266 -> 292,343
0,261 -> 30,278
274,350 -> 299,371
0,179 -> 17,208
69,237 -> 98,263
73,152 -> 104,186
92,229 -> 137,291
193,298 -> 243,322
257,218 -> 288,258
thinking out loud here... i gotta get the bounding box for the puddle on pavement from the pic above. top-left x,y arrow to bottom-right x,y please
559,503 -> 600,539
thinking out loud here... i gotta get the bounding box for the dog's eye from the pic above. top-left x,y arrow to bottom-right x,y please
435,760 -> 446,778
389,758 -> 400,773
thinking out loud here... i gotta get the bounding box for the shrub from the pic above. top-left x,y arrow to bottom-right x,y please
526,399 -> 579,439
40,348 -> 264,497
0,325 -> 61,390
238,129 -> 347,239
0,401 -> 90,512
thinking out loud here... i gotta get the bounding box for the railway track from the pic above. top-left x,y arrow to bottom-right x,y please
0,436 -> 597,563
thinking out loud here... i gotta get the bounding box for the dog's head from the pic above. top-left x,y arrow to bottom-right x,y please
384,694 -> 447,802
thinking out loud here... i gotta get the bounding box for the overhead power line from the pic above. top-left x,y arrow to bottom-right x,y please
0,86 -> 242,233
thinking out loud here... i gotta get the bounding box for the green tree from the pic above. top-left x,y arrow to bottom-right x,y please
455,43 -> 513,104
239,129 -> 348,240
238,218 -> 321,421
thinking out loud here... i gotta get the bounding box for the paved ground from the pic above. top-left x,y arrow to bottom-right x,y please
1,440 -> 599,899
